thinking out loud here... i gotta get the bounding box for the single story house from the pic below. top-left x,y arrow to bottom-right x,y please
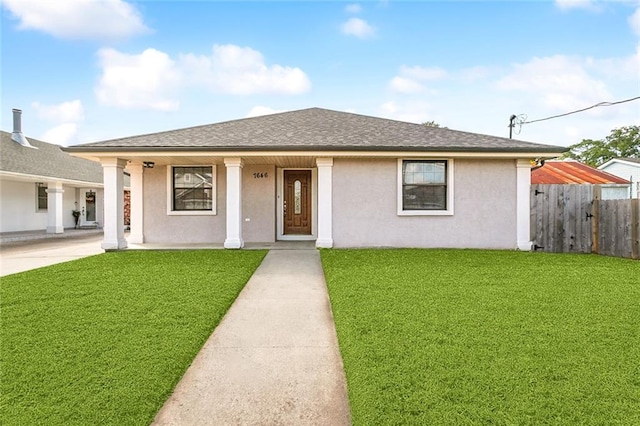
598,158 -> 640,199
1,109 -> 106,234
65,108 -> 564,250
531,160 -> 631,200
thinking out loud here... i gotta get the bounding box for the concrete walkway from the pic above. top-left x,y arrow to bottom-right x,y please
153,250 -> 351,426
0,234 -> 104,277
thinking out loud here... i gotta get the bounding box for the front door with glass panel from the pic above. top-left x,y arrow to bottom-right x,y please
80,189 -> 97,226
283,170 -> 312,235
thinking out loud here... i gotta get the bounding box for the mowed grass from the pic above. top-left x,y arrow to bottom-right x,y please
1,250 -> 266,425
321,249 -> 640,425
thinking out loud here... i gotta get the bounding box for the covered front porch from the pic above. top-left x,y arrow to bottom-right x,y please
98,155 -> 334,251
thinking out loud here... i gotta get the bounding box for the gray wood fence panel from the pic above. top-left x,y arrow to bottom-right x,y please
576,186 -> 593,253
598,199 -> 639,259
531,184 -> 593,254
532,184 -> 640,259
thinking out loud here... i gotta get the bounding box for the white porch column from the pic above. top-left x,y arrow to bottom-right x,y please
316,157 -> 333,248
128,163 -> 144,244
101,158 -> 128,250
516,159 -> 532,251
224,158 -> 244,249
46,181 -> 64,234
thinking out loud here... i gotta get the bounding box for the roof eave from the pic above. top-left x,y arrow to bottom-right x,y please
598,158 -> 640,169
0,170 -> 103,186
63,145 -> 566,155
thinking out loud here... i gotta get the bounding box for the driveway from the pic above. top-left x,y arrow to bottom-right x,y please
0,235 -> 104,277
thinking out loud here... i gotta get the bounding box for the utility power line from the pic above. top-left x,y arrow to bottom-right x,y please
523,96 -> 640,125
508,95 -> 640,138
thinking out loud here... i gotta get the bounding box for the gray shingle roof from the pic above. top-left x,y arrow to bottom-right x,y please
65,108 -> 565,153
1,131 -> 103,184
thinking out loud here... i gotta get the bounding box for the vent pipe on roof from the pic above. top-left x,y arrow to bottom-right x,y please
11,109 -> 36,149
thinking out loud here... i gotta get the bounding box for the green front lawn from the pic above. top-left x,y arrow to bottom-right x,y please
1,250 -> 266,425
321,250 -> 640,425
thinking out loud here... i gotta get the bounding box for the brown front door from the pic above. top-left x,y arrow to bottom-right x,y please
284,170 -> 312,235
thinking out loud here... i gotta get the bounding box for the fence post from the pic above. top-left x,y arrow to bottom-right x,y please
591,185 -> 601,254
632,199 -> 640,260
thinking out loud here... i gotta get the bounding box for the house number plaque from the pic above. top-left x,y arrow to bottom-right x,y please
253,172 -> 269,179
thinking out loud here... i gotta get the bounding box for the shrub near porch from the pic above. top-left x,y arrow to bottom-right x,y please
321,249 -> 640,425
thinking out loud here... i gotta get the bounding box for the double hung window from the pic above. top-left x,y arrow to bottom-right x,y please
36,183 -> 47,211
170,166 -> 215,213
398,159 -> 453,215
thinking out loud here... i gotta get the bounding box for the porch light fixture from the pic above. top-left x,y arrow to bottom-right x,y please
143,161 -> 155,168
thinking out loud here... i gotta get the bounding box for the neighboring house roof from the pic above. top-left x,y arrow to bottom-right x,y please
0,131 -> 103,184
598,157 -> 640,169
531,161 -> 630,184
65,108 -> 565,154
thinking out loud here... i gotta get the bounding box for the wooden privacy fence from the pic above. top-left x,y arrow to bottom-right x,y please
530,184 -> 640,259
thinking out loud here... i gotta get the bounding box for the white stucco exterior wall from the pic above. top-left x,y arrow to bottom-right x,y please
0,180 -> 90,233
331,158 -> 517,249
0,180 -> 47,232
142,165 -> 227,244
63,187 -> 78,229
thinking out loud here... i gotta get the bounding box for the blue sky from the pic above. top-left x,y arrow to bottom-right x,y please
1,0 -> 638,147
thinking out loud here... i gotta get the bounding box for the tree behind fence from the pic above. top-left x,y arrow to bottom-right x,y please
530,184 -> 640,259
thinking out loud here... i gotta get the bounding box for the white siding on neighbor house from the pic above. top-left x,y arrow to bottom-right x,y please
332,158 -> 517,249
0,180 -> 86,232
599,162 -> 640,198
601,185 -> 632,200
143,165 -> 227,244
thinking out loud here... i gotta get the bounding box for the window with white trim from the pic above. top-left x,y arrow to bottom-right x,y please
36,183 -> 47,211
170,166 -> 216,213
398,159 -> 454,215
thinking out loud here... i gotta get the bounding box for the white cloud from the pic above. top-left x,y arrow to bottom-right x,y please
94,45 -> 310,110
389,65 -> 447,94
41,123 -> 77,146
30,100 -> 84,145
378,47 -> 637,147
389,77 -> 426,94
32,100 -> 84,122
180,44 -> 311,95
585,44 -> 640,80
496,55 -> 612,112
345,4 -> 362,14
458,66 -> 491,82
341,17 -> 375,39
246,106 -> 287,118
629,7 -> 640,35
554,0 -> 598,11
95,48 -> 181,111
1,0 -> 148,40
